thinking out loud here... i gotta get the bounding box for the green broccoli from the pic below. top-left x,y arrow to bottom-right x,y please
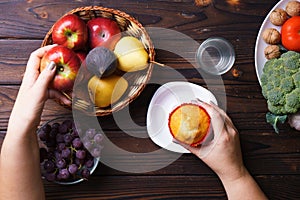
281,51 -> 300,70
285,88 -> 300,113
280,77 -> 294,93
266,112 -> 287,134
261,51 -> 300,133
293,71 -> 300,88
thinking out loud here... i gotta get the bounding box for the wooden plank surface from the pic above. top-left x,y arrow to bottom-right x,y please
41,175 -> 299,200
0,83 -> 276,129
0,0 -> 299,199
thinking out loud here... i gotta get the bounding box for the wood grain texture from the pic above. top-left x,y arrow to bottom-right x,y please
0,83 -> 276,131
41,175 -> 299,200
0,0 -> 299,199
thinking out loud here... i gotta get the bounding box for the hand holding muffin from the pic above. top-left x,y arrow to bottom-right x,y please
174,100 -> 267,200
168,103 -> 211,147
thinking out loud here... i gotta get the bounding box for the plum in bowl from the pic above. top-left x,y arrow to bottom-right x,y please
37,116 -> 102,185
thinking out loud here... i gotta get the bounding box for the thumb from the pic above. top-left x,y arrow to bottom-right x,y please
34,61 -> 56,92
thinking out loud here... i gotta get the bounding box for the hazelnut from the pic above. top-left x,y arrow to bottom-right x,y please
286,1 -> 300,16
232,68 -> 243,78
264,45 -> 281,60
262,28 -> 281,44
269,8 -> 288,26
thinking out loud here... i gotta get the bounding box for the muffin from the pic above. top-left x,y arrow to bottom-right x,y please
168,103 -> 211,147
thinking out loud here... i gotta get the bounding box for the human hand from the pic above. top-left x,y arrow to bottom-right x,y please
175,101 -> 246,182
2,45 -> 73,200
10,45 -> 71,129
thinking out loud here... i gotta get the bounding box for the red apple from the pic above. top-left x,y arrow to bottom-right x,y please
75,50 -> 91,82
40,45 -> 81,92
87,17 -> 121,50
52,14 -> 88,50
76,51 -> 87,63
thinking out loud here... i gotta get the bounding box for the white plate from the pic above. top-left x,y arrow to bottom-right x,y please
146,82 -> 218,153
255,0 -> 288,84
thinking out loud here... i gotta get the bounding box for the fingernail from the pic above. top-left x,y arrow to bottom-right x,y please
47,61 -> 56,71
196,98 -> 203,102
209,100 -> 217,105
191,98 -> 204,105
65,99 -> 72,106
172,139 -> 180,144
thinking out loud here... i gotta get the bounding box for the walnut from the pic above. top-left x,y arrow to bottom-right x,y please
264,45 -> 281,60
269,8 -> 288,26
286,1 -> 300,17
262,28 -> 281,44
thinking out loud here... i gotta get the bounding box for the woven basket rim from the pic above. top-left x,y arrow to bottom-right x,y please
41,6 -> 155,116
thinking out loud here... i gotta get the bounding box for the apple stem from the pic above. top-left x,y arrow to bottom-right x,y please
150,60 -> 165,67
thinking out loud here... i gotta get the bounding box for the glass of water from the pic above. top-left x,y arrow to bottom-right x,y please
196,37 -> 235,75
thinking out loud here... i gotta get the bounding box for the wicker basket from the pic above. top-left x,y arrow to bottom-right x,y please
42,6 -> 155,116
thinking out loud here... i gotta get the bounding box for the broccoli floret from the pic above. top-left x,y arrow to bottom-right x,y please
263,59 -> 283,75
293,71 -> 300,88
261,51 -> 300,118
280,77 -> 294,93
285,88 -> 300,111
280,50 -> 300,60
263,59 -> 276,74
283,51 -> 300,70
262,82 -> 274,98
270,74 -> 281,87
260,74 -> 268,86
285,69 -> 296,77
261,51 -> 300,133
286,88 -> 300,104
267,101 -> 286,115
267,87 -> 285,106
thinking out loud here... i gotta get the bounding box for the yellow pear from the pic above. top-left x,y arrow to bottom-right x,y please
88,75 -> 128,108
114,36 -> 149,72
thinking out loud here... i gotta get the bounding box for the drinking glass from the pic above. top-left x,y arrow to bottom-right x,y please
196,37 -> 235,75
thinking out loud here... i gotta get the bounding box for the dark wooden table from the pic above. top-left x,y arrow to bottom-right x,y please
0,0 -> 299,199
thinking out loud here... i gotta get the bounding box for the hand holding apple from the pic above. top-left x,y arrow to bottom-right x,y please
40,45 -> 81,92
52,14 -> 88,50
87,17 -> 121,50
